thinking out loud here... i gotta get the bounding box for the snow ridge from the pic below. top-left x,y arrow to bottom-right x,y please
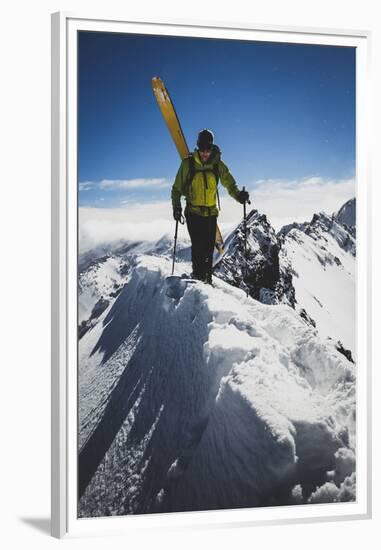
78,255 -> 356,517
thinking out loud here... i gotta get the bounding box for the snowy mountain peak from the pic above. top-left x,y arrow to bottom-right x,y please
245,208 -> 268,227
334,197 -> 356,229
309,210 -> 334,229
214,209 -> 295,306
308,210 -> 355,256
279,197 -> 356,241
280,205 -> 356,258
279,211 -> 336,240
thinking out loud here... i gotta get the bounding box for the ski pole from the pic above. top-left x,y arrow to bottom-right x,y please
171,214 -> 184,275
242,186 -> 251,296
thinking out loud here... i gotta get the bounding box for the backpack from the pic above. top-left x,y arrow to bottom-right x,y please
185,154 -> 221,210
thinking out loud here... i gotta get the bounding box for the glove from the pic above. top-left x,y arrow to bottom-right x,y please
237,189 -> 250,204
173,206 -> 183,221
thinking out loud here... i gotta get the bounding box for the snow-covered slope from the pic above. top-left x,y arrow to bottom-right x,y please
279,210 -> 356,359
79,255 -> 127,325
214,200 -> 356,361
78,255 -> 356,517
78,234 -> 191,327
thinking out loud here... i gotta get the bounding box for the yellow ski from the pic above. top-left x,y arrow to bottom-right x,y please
151,76 -> 224,254
151,77 -> 189,159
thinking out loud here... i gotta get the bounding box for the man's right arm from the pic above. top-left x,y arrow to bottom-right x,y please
171,159 -> 187,210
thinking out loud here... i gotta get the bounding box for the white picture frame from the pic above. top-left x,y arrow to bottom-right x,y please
51,11 -> 372,539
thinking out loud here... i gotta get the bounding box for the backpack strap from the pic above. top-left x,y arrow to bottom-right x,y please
184,154 -> 195,195
212,163 -> 219,183
213,163 -> 221,210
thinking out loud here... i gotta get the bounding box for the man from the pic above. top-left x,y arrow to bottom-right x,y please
171,129 -> 250,284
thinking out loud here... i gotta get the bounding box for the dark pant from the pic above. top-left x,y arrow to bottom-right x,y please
186,212 -> 217,281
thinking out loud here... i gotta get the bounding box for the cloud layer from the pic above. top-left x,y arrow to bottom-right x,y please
79,176 -> 355,253
216,176 -> 355,231
252,176 -> 355,230
79,178 -> 170,192
79,201 -> 176,253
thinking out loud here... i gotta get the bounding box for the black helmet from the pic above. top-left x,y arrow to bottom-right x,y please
197,129 -> 214,151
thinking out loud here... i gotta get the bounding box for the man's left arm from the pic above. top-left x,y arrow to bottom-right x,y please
219,160 -> 250,205
218,160 -> 240,201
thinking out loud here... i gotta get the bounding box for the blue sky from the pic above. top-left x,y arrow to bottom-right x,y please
78,31 -> 355,207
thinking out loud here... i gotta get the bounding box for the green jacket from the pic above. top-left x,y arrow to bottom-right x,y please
171,145 -> 240,217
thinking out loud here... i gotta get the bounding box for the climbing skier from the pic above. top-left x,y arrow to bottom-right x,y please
171,129 -> 250,284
